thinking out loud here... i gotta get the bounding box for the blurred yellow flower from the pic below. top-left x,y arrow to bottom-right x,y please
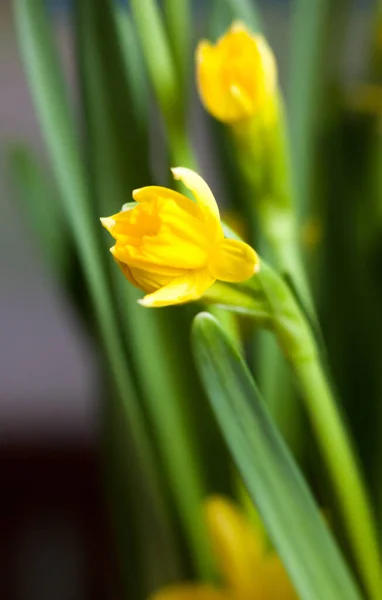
196,22 -> 277,124
101,168 -> 259,307
151,496 -> 298,600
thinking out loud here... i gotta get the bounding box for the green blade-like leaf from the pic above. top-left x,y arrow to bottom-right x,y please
13,2 -> 179,590
192,313 -> 363,600
75,0 -> 216,581
7,144 -> 69,276
208,0 -> 262,39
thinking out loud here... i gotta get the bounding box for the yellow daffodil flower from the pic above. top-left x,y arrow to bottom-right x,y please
196,22 -> 277,124
151,496 -> 298,600
101,168 -> 259,307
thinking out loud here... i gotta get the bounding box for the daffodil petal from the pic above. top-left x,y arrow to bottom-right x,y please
132,186 -> 203,221
112,257 -> 140,289
171,167 -> 220,224
150,584 -> 232,600
208,238 -> 259,282
204,496 -> 263,594
139,268 -> 215,307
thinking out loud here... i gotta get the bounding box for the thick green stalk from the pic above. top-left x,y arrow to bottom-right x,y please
232,98 -> 313,455
295,359 -> 382,599
256,263 -> 382,600
233,96 -> 315,321
205,257 -> 382,597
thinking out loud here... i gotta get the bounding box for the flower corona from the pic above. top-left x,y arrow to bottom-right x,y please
101,168 -> 259,307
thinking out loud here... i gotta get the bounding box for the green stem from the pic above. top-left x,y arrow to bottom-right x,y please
272,232 -> 316,324
256,263 -> 382,600
295,359 -> 381,600
233,99 -> 313,455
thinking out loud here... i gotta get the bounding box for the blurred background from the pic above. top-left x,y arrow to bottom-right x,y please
0,1 -> 375,598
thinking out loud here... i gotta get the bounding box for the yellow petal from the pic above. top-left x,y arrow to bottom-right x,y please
111,245 -> 186,277
171,167 -> 221,229
109,197 -> 211,270
132,186 -> 203,221
204,496 -> 263,594
260,555 -> 298,600
196,40 -> 232,122
117,236 -> 208,270
112,256 -> 140,289
150,584 -> 232,600
208,238 -> 259,282
139,268 -> 215,307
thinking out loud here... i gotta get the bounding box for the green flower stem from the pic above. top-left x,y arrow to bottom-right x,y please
295,358 -> 381,600
232,96 -> 315,320
231,98 -> 313,455
253,262 -> 382,600
205,252 -> 381,598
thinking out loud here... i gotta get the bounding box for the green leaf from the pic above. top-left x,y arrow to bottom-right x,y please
287,0 -> 349,221
14,2 -> 179,590
208,0 -> 262,39
7,144 -> 69,276
75,0 -> 215,580
113,5 -> 149,140
192,312 -> 363,600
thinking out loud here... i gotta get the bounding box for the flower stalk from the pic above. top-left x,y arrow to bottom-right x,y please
204,259 -> 381,600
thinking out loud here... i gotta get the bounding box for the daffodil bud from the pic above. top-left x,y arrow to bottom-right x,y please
195,21 -> 299,283
196,21 -> 277,126
101,167 -> 259,307
149,496 -> 298,600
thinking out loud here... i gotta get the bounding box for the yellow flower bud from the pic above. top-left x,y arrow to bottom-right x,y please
196,21 -> 277,124
101,168 -> 259,307
150,496 -> 298,600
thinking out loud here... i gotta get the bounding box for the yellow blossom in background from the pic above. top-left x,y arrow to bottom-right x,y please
101,168 -> 259,307
151,496 -> 298,600
196,22 -> 277,124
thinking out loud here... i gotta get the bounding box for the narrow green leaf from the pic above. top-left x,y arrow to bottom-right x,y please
14,3 -> 178,589
208,0 -> 262,38
164,0 -> 191,100
130,0 -> 181,124
113,5 -> 149,140
75,0 -> 215,581
288,0 -> 349,221
7,144 -> 69,276
192,313 -> 363,600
